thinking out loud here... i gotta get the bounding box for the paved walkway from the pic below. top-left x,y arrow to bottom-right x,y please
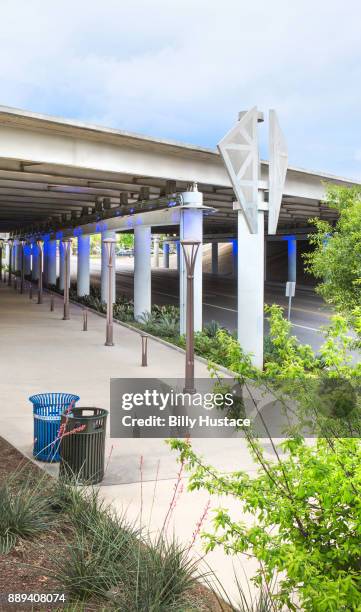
0,283 -> 259,603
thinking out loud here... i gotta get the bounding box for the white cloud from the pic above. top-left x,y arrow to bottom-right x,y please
0,0 -> 360,178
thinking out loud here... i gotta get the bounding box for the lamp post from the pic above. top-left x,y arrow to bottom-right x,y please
36,240 -> 43,304
0,239 -> 3,283
103,237 -> 116,346
62,238 -> 72,320
180,240 -> 200,394
7,239 -> 13,287
20,240 -> 25,294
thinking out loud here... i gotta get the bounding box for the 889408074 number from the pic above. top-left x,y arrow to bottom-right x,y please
5,593 -> 66,605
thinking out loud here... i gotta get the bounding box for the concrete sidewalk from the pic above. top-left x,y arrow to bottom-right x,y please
0,283 -> 259,602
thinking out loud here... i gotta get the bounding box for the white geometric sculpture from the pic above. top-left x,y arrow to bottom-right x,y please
268,109 -> 288,235
217,107 -> 259,234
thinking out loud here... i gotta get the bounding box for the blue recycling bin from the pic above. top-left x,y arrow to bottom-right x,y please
29,392 -> 80,462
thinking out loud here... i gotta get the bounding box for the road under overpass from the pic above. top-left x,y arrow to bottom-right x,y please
81,256 -> 330,351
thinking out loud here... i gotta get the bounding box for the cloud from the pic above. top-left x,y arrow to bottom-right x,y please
0,0 -> 360,178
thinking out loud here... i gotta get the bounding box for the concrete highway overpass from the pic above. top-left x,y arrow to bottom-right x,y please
0,105 -> 359,363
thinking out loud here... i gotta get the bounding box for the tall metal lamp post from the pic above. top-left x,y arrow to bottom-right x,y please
7,239 -> 13,287
36,239 -> 44,304
103,237 -> 116,346
0,239 -> 3,283
20,240 -> 25,294
180,240 -> 200,394
62,238 -> 72,320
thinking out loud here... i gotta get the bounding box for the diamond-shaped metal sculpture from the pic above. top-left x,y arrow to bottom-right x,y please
217,107 -> 259,234
268,109 -> 288,235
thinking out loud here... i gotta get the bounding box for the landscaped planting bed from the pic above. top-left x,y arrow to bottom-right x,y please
0,437 -> 232,611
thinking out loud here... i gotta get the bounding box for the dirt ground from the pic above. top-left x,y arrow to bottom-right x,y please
0,438 -> 70,611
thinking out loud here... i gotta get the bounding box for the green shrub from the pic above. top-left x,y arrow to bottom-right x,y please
169,436 -> 361,611
203,320 -> 222,338
116,535 -> 203,612
305,184 -> 361,316
0,479 -> 54,553
51,478 -> 205,610
54,525 -> 136,603
138,305 -> 180,338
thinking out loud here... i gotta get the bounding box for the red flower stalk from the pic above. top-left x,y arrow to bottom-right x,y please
60,424 -> 86,439
162,459 -> 185,533
188,498 -> 211,551
54,400 -> 76,444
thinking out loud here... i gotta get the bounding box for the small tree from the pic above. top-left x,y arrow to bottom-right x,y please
305,184 -> 361,316
169,308 -> 361,610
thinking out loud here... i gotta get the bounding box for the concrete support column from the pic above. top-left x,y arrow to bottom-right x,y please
179,192 -> 203,335
43,240 -> 49,285
77,235 -> 90,296
264,238 -> 267,282
153,236 -> 160,267
18,243 -> 23,273
32,243 -> 39,281
287,238 -> 297,282
163,242 -> 170,268
4,242 -> 9,266
237,204 -> 264,369
211,242 -> 218,275
24,244 -> 31,276
134,225 -> 151,320
176,241 -> 181,271
59,241 -> 65,291
101,230 -> 116,303
13,242 -> 19,272
47,240 -> 57,286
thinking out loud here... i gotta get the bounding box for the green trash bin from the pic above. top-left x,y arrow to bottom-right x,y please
59,407 -> 108,484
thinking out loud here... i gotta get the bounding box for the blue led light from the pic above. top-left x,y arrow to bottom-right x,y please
95,221 -> 107,232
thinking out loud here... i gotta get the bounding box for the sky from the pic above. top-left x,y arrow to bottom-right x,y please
0,0 -> 360,179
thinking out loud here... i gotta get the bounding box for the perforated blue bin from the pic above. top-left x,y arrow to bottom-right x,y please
29,392 -> 80,462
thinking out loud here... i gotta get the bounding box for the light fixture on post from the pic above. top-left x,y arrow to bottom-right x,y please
62,238 -> 72,320
180,240 -> 200,394
103,237 -> 116,346
7,239 -> 13,287
20,240 -> 25,294
36,239 -> 44,304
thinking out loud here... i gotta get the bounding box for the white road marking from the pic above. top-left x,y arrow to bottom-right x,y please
203,302 -> 237,313
290,323 -> 320,332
